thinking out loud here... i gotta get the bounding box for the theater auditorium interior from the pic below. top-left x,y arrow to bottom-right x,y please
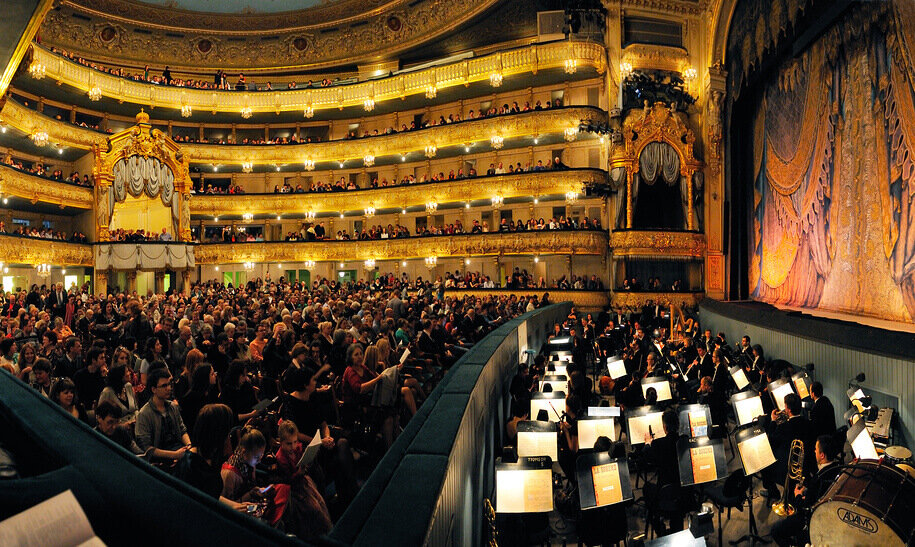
0,0 -> 914,545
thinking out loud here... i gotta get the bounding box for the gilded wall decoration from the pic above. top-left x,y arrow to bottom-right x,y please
610,230 -> 705,258
621,44 -> 689,74
0,164 -> 93,209
0,235 -> 92,266
0,99 -> 107,150
194,231 -> 609,264
31,42 -> 606,115
191,169 -> 606,216
438,288 -> 610,311
610,290 -> 703,311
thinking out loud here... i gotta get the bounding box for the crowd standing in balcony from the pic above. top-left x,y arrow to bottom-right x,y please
0,221 -> 87,243
2,155 -> 94,187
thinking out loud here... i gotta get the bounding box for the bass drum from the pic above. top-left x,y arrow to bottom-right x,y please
810,462 -> 915,546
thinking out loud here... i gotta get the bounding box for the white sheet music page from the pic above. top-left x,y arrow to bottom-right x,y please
0,490 -> 105,547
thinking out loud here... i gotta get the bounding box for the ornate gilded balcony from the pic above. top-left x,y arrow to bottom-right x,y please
0,98 -> 107,149
194,230 -> 609,265
30,40 -> 606,116
0,234 -> 92,266
610,290 -> 704,311
439,288 -> 610,312
190,168 -> 607,217
0,164 -> 94,209
609,230 -> 706,259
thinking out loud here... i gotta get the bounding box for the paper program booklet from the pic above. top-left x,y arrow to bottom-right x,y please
0,490 -> 106,547
296,429 -> 323,468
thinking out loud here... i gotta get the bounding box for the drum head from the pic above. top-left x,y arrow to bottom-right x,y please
896,464 -> 915,480
810,500 -> 904,547
886,446 -> 912,460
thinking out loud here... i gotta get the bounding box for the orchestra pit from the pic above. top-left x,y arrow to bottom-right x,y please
0,0 -> 914,545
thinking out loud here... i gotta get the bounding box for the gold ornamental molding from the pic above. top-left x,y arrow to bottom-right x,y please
610,290 -> 704,310
195,230 -> 609,264
437,288 -> 610,311
621,44 -> 690,74
610,230 -> 706,258
0,164 -> 93,209
0,99 -> 107,149
0,0 -> 54,99
30,41 -> 606,115
191,169 -> 607,217
0,235 -> 92,266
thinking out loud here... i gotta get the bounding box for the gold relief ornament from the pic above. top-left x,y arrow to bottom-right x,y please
0,164 -> 93,209
610,230 -> 706,258
0,235 -> 92,266
439,288 -> 609,311
611,291 -> 703,311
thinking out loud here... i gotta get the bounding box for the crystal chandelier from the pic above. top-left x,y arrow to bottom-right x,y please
491,195 -> 504,209
364,258 -> 376,269
620,62 -> 633,78
490,135 -> 504,149
363,98 -> 375,112
363,154 -> 375,167
303,159 -> 315,171
30,132 -> 49,147
564,127 -> 578,142
425,201 -> 438,214
242,212 -> 254,221
683,67 -> 697,84
564,59 -> 578,74
181,104 -> 193,118
88,86 -> 102,101
424,256 -> 438,268
241,161 -> 253,173
29,62 -> 45,80
425,85 -> 437,99
364,206 -> 375,218
243,261 -> 255,271
565,190 -> 578,205
304,105 -> 314,118
240,106 -> 253,119
424,145 -> 437,158
303,260 -> 316,268
304,210 -> 316,221
36,264 -> 51,278
490,72 -> 503,87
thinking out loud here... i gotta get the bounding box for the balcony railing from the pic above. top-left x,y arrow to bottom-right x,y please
31,40 -> 606,117
0,234 -> 93,266
190,168 -> 607,216
436,288 -> 609,311
0,164 -> 94,209
610,229 -> 705,258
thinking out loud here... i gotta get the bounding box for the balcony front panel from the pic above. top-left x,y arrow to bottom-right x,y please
195,230 -> 609,264
0,164 -> 94,209
439,288 -> 610,311
610,230 -> 705,259
31,41 -> 606,115
190,168 -> 607,217
0,235 -> 92,266
611,290 -> 704,310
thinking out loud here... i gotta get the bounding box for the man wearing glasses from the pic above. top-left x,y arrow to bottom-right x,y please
135,368 -> 192,461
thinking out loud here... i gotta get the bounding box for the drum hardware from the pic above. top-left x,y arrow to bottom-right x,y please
772,439 -> 804,517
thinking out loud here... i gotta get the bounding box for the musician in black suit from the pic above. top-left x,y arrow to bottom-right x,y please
642,409 -> 684,535
765,393 -> 816,497
770,434 -> 842,547
808,381 -> 837,438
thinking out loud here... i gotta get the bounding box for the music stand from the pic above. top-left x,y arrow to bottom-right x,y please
642,376 -> 673,402
531,391 -> 566,423
730,390 -> 765,427
625,406 -> 665,447
517,420 -> 559,461
576,452 -> 633,510
729,365 -> 750,391
539,374 -> 568,394
546,363 -> 568,378
789,372 -> 810,400
847,419 -> 880,461
578,415 -> 618,447
607,357 -> 627,380
677,436 -> 727,486
731,423 -> 777,545
550,351 -> 573,363
587,406 -> 621,418
768,377 -> 795,411
495,456 -> 554,513
678,404 -> 712,438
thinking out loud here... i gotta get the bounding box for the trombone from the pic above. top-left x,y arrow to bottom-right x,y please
772,438 -> 805,516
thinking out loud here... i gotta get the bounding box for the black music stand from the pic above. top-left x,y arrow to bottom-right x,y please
791,371 -> 811,400
729,365 -> 750,392
847,419 -> 880,461
730,390 -> 766,427
495,456 -> 554,514
677,436 -> 727,486
578,415 -> 618,447
516,420 -> 559,461
607,357 -> 628,380
530,391 -> 566,423
539,374 -> 568,394
678,404 -> 713,438
767,377 -> 795,412
576,452 -> 633,510
625,406 -> 666,447
730,423 -> 777,545
642,376 -> 674,403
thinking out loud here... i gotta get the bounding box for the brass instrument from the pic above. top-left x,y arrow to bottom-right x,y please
772,439 -> 805,516
773,410 -> 789,425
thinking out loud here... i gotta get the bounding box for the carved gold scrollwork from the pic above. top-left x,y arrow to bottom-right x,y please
611,291 -> 703,311
0,165 -> 93,209
439,289 -> 610,311
0,235 -> 92,266
610,230 -> 706,258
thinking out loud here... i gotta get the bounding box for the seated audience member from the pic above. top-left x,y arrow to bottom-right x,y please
135,368 -> 191,461
273,421 -> 334,539
219,360 -> 259,423
221,427 -> 267,500
98,363 -> 139,424
29,358 -> 57,398
95,401 -> 145,456
50,377 -> 91,424
180,363 -> 219,432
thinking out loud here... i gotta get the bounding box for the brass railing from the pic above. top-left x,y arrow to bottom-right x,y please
0,164 -> 94,209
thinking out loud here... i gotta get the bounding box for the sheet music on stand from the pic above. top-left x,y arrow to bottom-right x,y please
847,419 -> 880,461
539,375 -> 568,394
768,378 -> 795,411
729,365 -> 750,391
496,456 -> 554,513
641,376 -> 672,402
678,404 -> 712,438
575,452 -> 633,510
607,358 -> 627,380
517,420 -> 559,461
625,406 -> 665,446
588,406 -> 621,418
578,415 -> 617,446
545,363 -> 568,378
734,423 -> 776,475
677,436 -> 727,486
531,391 -> 566,422
791,372 -> 811,400
730,390 -> 766,427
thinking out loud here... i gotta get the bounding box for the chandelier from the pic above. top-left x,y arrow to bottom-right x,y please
424,256 -> 438,268
304,210 -> 316,221
304,260 -> 316,268
30,132 -> 49,147
28,62 -> 45,80
181,104 -> 193,118
424,145 -> 437,158
304,105 -> 314,118
363,98 -> 375,112
491,195 -> 504,209
490,135 -> 504,149
364,258 -> 376,269
564,127 -> 578,142
303,159 -> 315,171
490,72 -> 503,87
364,206 -> 375,218
240,106 -> 253,119
241,161 -> 253,173
363,154 -> 375,167
243,261 -> 255,272
682,66 -> 698,84
565,190 -> 578,205
620,62 -> 633,79
88,86 -> 102,101
36,264 -> 51,278
242,212 -> 254,221
564,59 -> 578,75
425,201 -> 438,214
425,85 -> 437,99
